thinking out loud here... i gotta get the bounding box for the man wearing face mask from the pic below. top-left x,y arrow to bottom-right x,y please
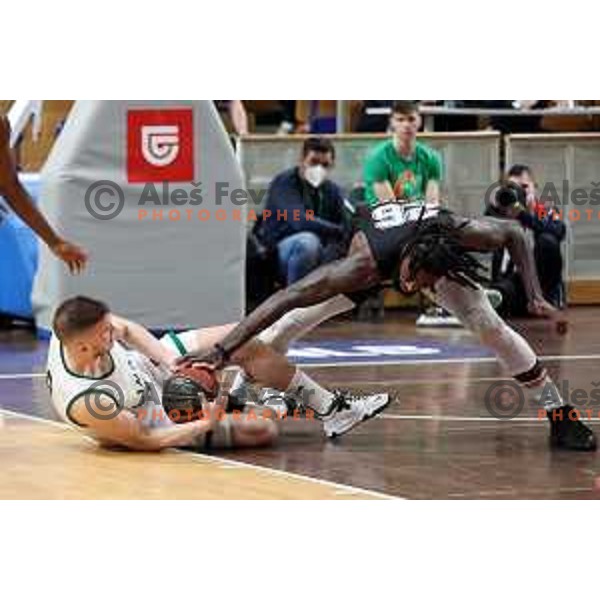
256,137 -> 350,286
364,101 -> 442,208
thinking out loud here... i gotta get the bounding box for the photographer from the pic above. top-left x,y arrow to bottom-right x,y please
487,164 -> 566,315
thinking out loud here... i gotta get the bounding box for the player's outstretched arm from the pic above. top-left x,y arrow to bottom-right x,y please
110,315 -> 176,369
0,116 -> 88,274
179,232 -> 380,368
69,394 -> 217,452
457,216 -> 555,317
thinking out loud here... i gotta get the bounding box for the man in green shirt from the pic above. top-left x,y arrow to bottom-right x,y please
363,101 -> 442,207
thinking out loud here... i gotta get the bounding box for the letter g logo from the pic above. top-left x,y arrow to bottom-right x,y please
141,125 -> 180,167
127,108 -> 194,183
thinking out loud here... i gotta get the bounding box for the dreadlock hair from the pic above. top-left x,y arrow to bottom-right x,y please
397,208 -> 489,291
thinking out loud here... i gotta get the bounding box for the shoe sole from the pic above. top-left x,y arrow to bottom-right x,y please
327,395 -> 393,439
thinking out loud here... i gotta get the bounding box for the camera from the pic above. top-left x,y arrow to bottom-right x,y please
495,181 -> 526,208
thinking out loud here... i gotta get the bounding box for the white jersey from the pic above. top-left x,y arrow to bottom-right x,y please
46,333 -> 170,428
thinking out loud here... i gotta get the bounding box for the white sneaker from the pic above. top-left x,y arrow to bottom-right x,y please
259,388 -> 290,417
322,392 -> 391,439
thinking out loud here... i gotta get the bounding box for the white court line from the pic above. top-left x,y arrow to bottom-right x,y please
0,373 -> 45,380
380,414 -> 600,423
191,452 -> 401,500
337,376 -> 507,386
1,352 -> 600,381
447,486 -> 593,498
303,353 -> 600,368
0,407 -> 400,501
0,407 -> 72,427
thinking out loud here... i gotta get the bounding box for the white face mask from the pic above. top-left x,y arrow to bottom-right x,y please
304,165 -> 328,188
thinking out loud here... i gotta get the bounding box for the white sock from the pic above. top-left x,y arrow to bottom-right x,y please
285,368 -> 334,416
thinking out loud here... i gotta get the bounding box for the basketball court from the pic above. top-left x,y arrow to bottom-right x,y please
2,309 -> 599,499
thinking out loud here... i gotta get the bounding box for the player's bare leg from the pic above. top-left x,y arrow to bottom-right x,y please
171,320 -> 388,439
434,277 -> 595,451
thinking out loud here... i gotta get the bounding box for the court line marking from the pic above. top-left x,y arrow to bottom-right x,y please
0,407 -> 71,427
3,351 -> 600,381
380,414 -> 600,423
333,376 -> 509,386
302,353 -> 600,368
0,407 -> 401,501
0,373 -> 46,379
189,452 -> 401,500
447,486 -> 593,498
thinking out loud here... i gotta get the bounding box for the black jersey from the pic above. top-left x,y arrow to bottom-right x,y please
360,203 -> 460,281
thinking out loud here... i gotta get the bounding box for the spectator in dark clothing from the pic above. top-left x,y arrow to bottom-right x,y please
355,101 -> 394,132
256,137 -> 351,285
488,164 -> 566,315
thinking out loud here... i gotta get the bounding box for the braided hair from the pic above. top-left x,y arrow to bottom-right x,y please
397,208 -> 489,291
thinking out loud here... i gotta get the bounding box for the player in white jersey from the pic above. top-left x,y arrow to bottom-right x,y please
47,296 -> 389,451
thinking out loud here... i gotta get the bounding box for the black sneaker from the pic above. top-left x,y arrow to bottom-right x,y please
548,405 -> 597,451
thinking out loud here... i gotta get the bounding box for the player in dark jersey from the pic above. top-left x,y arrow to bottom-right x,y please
179,203 -> 596,452
0,115 -> 87,273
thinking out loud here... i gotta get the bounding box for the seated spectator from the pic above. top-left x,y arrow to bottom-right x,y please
276,101 -> 296,135
295,101 -> 338,134
355,101 -> 394,133
363,101 -> 443,207
255,137 -> 351,286
487,164 -> 566,315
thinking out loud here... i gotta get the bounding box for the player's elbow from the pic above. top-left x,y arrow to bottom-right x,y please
500,220 -> 526,250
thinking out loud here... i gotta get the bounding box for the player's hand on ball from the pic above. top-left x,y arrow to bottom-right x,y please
172,361 -> 215,374
50,239 -> 88,274
176,345 -> 227,370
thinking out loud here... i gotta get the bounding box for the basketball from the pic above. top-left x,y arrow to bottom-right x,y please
162,366 -> 219,423
176,365 -> 219,397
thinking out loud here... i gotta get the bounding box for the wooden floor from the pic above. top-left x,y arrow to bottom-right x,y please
2,307 -> 600,499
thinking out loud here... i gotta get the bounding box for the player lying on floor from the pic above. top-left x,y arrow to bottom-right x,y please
46,296 -> 389,452
179,202 -> 597,452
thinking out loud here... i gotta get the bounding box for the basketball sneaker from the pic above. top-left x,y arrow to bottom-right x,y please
548,405 -> 597,451
322,391 -> 391,438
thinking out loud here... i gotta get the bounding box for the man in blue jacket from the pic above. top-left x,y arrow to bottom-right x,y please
257,137 -> 350,286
